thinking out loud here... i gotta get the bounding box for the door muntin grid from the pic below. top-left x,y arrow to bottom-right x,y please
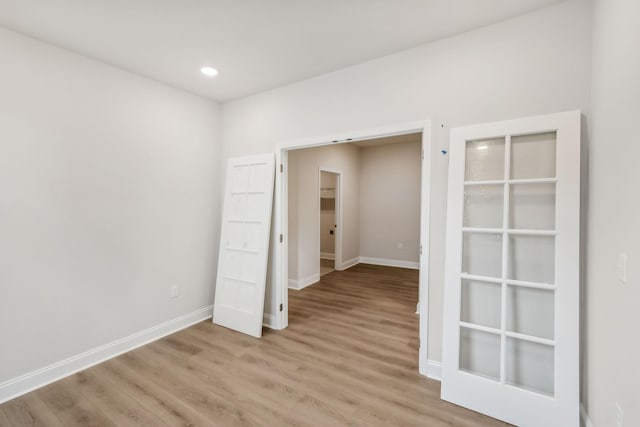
459,132 -> 557,397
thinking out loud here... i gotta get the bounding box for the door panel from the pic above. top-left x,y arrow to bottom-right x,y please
213,153 -> 275,338
442,111 -> 580,427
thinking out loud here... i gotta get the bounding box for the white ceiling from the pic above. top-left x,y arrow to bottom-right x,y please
0,0 -> 562,102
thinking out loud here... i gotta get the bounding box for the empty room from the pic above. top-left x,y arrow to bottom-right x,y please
0,1 -> 637,426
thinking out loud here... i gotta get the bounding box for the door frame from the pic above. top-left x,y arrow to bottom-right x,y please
274,120 -> 432,375
318,168 -> 342,271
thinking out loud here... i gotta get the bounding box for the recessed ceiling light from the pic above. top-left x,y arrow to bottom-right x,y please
477,144 -> 488,150
200,66 -> 219,77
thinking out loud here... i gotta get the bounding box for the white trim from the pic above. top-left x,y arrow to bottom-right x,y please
426,360 -> 442,381
0,305 -> 213,404
359,256 -> 419,270
275,148 -> 288,329
418,125 -> 432,377
580,404 -> 593,427
336,256 -> 360,271
263,313 -> 278,329
320,252 -> 335,260
288,273 -> 320,290
277,121 -> 429,151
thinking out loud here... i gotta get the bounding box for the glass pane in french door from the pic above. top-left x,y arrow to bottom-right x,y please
459,327 -> 501,380
463,185 -> 503,228
507,235 -> 555,284
509,183 -> 556,230
506,337 -> 554,396
461,279 -> 501,328
465,138 -> 505,181
459,132 -> 558,395
461,232 -> 502,277
506,286 -> 554,339
511,132 -> 557,179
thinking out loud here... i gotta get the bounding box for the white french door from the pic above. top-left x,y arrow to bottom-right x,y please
441,111 -> 580,427
213,153 -> 275,338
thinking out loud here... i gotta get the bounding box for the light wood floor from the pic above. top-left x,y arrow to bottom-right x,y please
319,258 -> 334,277
0,264 -> 507,426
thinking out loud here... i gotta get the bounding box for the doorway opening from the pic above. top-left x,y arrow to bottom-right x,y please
274,120 -> 432,375
319,170 -> 339,277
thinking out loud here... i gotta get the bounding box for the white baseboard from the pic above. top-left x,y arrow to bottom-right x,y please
263,313 -> 276,328
337,256 -> 360,271
359,256 -> 419,270
320,252 -> 335,260
0,305 -> 213,404
288,273 -> 320,290
580,404 -> 593,427
419,347 -> 427,376
426,359 -> 442,381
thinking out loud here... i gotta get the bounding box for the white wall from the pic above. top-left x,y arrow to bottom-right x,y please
287,144 -> 360,284
585,0 -> 640,425
0,28 -> 221,383
221,0 -> 592,362
359,140 -> 421,264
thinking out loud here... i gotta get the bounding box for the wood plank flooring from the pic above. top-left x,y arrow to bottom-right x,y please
320,258 -> 334,277
0,264 -> 507,426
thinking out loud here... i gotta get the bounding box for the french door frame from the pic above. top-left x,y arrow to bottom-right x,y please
441,110 -> 581,426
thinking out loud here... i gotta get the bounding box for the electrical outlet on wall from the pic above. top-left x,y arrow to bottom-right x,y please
170,285 -> 179,299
